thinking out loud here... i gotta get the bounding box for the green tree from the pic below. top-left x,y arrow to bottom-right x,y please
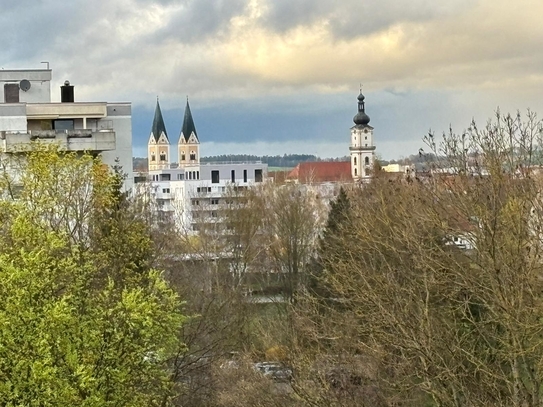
0,146 -> 186,406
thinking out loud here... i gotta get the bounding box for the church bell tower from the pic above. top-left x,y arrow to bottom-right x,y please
148,98 -> 171,171
350,91 -> 375,181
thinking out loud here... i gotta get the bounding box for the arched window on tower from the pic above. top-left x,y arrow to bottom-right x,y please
160,151 -> 167,162
365,156 -> 370,166
190,151 -> 196,161
354,157 -> 357,166
354,168 -> 357,176
151,153 -> 156,162
180,151 -> 186,161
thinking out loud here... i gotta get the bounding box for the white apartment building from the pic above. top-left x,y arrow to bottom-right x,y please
0,69 -> 133,190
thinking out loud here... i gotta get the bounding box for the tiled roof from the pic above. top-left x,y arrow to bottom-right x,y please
287,161 -> 351,183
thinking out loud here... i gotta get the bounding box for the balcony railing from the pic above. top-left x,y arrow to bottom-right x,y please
0,129 -> 116,152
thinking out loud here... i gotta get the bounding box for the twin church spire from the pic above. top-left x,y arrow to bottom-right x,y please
147,98 -> 200,171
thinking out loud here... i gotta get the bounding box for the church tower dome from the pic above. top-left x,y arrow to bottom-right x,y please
353,91 -> 370,126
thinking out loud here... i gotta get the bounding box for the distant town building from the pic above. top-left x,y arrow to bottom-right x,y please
0,68 -> 133,189
287,161 -> 351,184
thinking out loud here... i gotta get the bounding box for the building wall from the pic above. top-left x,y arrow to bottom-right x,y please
101,104 -> 133,191
0,104 -> 27,132
0,70 -> 51,103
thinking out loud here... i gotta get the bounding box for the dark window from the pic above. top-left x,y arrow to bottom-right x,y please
188,172 -> 192,180
208,187 -> 211,192
243,169 -> 247,183
354,168 -> 357,176
181,154 -> 186,161
160,174 -> 171,181
190,153 -> 196,160
255,169 -> 263,182
354,157 -> 357,166
53,119 -> 74,131
197,171 -> 200,180
365,156 -> 370,166
160,152 -> 167,161
162,188 -> 170,193
231,169 -> 235,183
4,83 -> 19,103
211,199 -> 219,205
151,154 -> 156,162
211,170 -> 220,184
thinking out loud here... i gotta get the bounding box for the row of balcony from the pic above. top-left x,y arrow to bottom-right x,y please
0,129 -> 116,152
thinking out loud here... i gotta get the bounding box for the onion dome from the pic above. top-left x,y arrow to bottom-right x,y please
353,91 -> 370,126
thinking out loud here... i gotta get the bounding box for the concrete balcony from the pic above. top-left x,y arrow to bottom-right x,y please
0,129 -> 116,153
26,102 -> 107,119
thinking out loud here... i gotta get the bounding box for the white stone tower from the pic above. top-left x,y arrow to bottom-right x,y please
178,98 -> 200,168
350,91 -> 375,181
148,98 -> 171,171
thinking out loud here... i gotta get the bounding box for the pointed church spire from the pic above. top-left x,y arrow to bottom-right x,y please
180,98 -> 198,142
151,98 -> 169,142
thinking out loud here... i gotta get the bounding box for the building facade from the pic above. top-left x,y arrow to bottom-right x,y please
0,69 -> 133,189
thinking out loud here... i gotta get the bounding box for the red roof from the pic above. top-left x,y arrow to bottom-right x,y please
287,161 -> 351,183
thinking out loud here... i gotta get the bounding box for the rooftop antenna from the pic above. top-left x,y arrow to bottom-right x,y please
41,61 -> 50,70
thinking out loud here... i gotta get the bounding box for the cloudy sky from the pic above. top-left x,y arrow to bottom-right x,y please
2,0 -> 543,160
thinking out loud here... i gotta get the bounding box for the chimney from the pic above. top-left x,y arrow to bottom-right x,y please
60,80 -> 74,103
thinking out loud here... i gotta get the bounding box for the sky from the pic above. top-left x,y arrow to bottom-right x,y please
2,0 -> 543,160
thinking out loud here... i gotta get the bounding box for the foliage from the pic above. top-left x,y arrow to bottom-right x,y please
0,146 -> 185,406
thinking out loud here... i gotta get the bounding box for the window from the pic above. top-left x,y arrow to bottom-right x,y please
160,152 -> 167,161
177,173 -> 184,180
211,170 -> 220,184
354,157 -> 357,166
160,174 -> 171,181
151,154 -> 156,162
231,169 -> 235,183
354,168 -> 357,176
53,119 -> 74,131
192,199 -> 200,206
365,136 -> 367,140
197,171 -> 200,180
190,151 -> 196,161
243,169 -> 247,183
162,188 -> 170,193
188,172 -> 192,180
180,151 -> 185,161
365,156 -> 370,166
4,83 -> 19,103
255,169 -> 263,182
211,199 -> 219,205
207,187 -> 211,192
211,211 -> 218,218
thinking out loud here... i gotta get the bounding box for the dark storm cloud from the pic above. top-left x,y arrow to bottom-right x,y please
150,0 -> 247,42
259,0 -> 475,38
